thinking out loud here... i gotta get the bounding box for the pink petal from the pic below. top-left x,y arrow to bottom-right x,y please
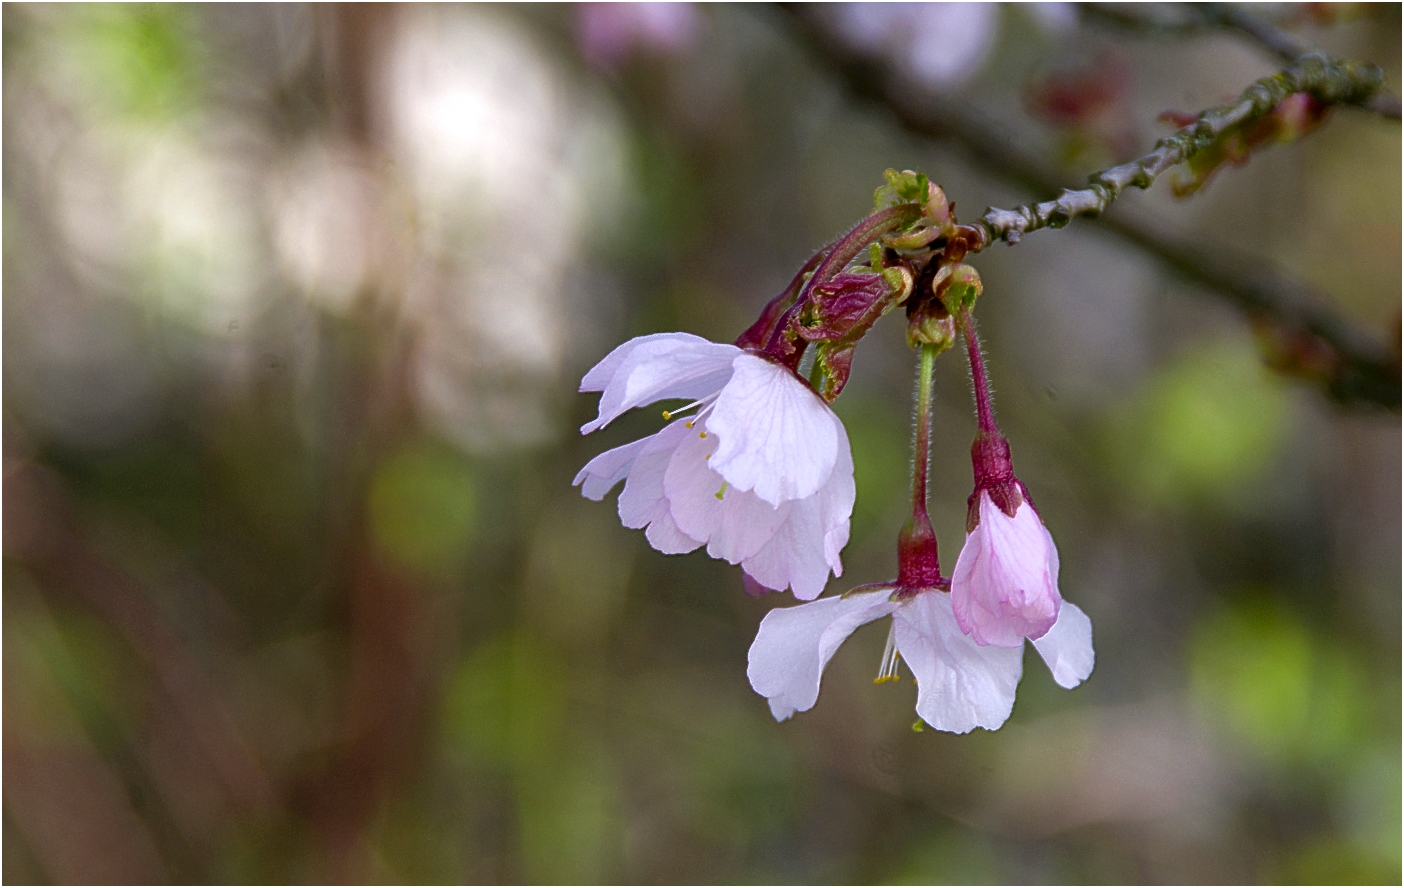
741,494 -> 829,600
615,420 -> 703,554
580,333 -> 740,433
663,423 -> 790,564
817,422 -> 855,573
573,435 -> 650,501
951,493 -> 1061,647
707,354 -> 838,506
747,590 -> 899,721
1031,601 -> 1094,689
644,506 -> 703,555
892,592 -> 1024,733
737,425 -> 855,599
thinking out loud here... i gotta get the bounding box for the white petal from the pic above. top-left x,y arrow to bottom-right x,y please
747,590 -> 899,721
817,420 -> 855,573
893,593 -> 1024,733
573,435 -> 650,501
663,425 -> 790,564
616,421 -> 703,554
644,506 -> 703,555
741,493 -> 831,600
580,333 -> 740,433
950,495 -> 1061,647
707,354 -> 838,506
1031,601 -> 1094,689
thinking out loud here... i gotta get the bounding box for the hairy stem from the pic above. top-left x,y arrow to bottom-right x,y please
911,342 -> 936,515
960,317 -> 997,435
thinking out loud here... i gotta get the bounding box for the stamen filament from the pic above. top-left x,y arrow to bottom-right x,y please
875,623 -> 902,684
661,394 -> 720,422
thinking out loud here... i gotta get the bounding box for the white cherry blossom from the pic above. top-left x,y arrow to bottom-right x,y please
747,587 -> 1093,733
575,333 -> 855,599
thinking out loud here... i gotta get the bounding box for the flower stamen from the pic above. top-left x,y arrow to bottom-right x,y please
875,623 -> 903,684
661,393 -> 720,421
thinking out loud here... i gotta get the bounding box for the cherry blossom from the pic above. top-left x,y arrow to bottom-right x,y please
951,488 -> 1062,647
574,332 -> 854,599
747,586 -> 1093,733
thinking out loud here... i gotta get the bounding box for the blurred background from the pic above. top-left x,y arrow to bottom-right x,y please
3,3 -> 1399,883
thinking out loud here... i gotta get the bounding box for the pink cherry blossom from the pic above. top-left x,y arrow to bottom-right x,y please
747,587 -> 1093,733
951,490 -> 1062,647
574,333 -> 854,600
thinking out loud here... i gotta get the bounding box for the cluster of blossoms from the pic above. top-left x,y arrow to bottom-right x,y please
576,171 -> 1093,733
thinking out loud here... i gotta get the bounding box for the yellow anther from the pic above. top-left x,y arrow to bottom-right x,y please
662,409 -> 673,419
685,420 -> 694,428
699,431 -> 706,438
911,720 -> 924,733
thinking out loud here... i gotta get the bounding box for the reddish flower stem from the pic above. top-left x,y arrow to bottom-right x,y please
961,314 -> 998,435
896,343 -> 945,593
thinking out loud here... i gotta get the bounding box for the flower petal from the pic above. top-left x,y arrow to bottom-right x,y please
580,333 -> 741,433
738,428 -> 854,600
893,592 -> 1024,733
707,354 -> 838,506
616,421 -> 703,554
644,506 -> 703,555
747,590 -> 899,721
573,436 -> 651,501
818,420 -> 855,573
663,424 -> 791,564
741,494 -> 830,600
950,494 -> 1061,647
1031,601 -> 1094,689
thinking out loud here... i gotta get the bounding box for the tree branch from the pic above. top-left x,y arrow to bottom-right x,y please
778,5 -> 1399,409
974,53 -> 1385,245
1083,3 -> 1403,120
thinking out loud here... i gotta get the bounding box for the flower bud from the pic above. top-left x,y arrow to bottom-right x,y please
873,168 -> 930,209
937,263 -> 982,318
905,301 -> 955,352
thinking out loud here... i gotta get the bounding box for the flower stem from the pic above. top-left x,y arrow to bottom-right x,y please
896,342 -> 944,592
911,342 -> 936,516
961,314 -> 997,434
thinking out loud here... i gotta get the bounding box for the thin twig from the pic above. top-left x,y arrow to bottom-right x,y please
975,53 -> 1385,245
778,5 -> 1400,409
1083,2 -> 1403,120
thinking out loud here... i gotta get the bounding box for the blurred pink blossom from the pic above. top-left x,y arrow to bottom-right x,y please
831,2 -> 999,90
577,3 -> 701,68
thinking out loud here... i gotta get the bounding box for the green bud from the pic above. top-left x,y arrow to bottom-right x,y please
884,226 -> 943,251
882,265 -> 914,304
906,292 -> 956,351
873,168 -> 930,209
924,182 -> 952,230
880,181 -> 956,251
906,313 -> 956,352
937,263 -> 982,317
